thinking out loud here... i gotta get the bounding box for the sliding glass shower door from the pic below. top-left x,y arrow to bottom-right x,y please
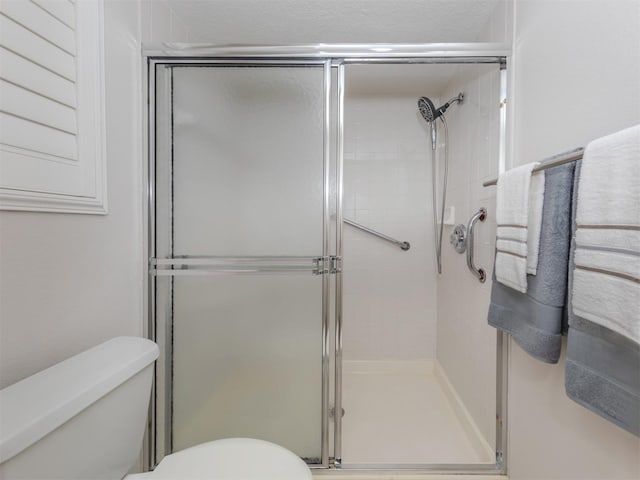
150,49 -> 508,475
151,63 -> 332,465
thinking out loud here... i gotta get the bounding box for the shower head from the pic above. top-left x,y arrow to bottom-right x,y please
418,97 -> 439,149
417,93 -> 464,123
418,96 -> 437,123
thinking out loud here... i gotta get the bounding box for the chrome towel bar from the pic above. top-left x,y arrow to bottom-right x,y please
343,218 -> 410,251
482,148 -> 584,187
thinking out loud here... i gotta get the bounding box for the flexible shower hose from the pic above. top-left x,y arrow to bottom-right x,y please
431,115 -> 449,274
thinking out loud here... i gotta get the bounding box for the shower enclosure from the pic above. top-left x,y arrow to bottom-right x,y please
147,44 -> 508,474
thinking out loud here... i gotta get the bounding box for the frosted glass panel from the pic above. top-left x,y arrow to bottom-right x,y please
171,66 -> 325,256
172,274 -> 323,461
165,65 -> 327,463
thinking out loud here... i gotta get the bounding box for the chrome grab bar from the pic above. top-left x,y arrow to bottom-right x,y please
466,208 -> 487,282
343,218 -> 410,251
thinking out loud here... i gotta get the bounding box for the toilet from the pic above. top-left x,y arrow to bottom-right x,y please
0,337 -> 312,479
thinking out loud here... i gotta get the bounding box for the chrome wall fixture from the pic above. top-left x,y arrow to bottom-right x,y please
145,43 -> 509,476
482,149 -> 584,187
343,218 -> 410,251
450,208 -> 487,283
466,208 -> 487,282
450,224 -> 467,254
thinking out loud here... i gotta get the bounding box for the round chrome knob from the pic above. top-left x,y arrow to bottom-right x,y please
450,224 -> 467,254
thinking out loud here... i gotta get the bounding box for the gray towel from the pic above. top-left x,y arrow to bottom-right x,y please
488,159 -> 577,364
566,161 -> 640,437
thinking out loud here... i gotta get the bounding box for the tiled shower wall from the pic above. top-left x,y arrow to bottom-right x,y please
342,95 -> 439,361
341,64 -> 502,448
436,64 -> 501,448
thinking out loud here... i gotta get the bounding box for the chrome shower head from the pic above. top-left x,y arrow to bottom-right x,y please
417,93 -> 464,123
418,97 -> 439,149
418,96 -> 437,123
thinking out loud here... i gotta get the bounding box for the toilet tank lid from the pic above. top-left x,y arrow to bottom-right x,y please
0,337 -> 159,464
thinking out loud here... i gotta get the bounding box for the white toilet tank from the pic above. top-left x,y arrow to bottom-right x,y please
0,337 -> 159,480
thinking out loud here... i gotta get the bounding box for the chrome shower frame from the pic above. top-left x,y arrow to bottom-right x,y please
144,43 -> 510,476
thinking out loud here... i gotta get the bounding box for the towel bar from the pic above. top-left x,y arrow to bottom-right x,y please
482,148 -> 584,187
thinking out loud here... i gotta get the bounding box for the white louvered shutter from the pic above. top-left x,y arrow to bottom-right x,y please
0,0 -> 107,214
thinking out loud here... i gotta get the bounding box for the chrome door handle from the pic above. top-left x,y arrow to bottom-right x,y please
466,208 -> 487,283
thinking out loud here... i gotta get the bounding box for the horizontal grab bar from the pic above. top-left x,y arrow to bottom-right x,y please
343,218 -> 410,251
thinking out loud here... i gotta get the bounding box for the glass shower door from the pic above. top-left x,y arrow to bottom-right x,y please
152,64 -> 330,465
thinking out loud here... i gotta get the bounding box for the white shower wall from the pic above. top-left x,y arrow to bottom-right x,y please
341,65 -> 501,448
436,64 -> 502,449
342,95 -> 438,361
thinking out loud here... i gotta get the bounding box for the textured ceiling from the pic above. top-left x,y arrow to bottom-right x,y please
165,0 -> 504,45
161,0 -> 504,94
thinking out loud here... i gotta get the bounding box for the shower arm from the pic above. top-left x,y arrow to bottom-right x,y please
446,93 -> 464,105
437,93 -> 464,116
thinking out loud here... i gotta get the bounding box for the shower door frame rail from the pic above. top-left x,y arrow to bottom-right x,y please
146,43 -> 510,476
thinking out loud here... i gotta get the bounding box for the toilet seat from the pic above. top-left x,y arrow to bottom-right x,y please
127,438 -> 312,479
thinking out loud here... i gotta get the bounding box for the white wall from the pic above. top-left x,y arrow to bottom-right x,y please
342,94 -> 438,361
507,1 -> 640,479
436,63 -> 502,449
0,1 -> 140,388
511,0 -> 640,164
434,0 -> 510,451
140,0 -> 195,44
0,0 -> 190,389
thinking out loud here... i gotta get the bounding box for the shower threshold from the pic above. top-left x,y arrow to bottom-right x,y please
335,359 -> 495,470
313,474 -> 506,479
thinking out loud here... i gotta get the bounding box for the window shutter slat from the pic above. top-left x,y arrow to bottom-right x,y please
0,46 -> 76,108
1,0 -> 75,55
0,79 -> 77,135
0,15 -> 75,81
0,112 -> 78,161
30,0 -> 74,29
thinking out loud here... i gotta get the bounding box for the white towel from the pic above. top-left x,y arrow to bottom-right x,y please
526,171 -> 545,274
495,162 -> 542,292
572,124 -> 640,343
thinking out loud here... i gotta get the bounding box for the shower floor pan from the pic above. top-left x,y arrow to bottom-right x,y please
340,360 -> 494,466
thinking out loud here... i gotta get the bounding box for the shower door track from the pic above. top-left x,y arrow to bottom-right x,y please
145,43 -> 510,476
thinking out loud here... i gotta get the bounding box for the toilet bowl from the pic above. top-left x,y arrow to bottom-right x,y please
0,337 -> 312,480
127,438 -> 312,480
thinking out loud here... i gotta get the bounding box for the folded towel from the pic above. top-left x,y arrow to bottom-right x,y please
572,124 -> 640,343
526,171 -> 545,275
566,124 -> 640,437
488,158 -> 577,363
495,162 -> 544,292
